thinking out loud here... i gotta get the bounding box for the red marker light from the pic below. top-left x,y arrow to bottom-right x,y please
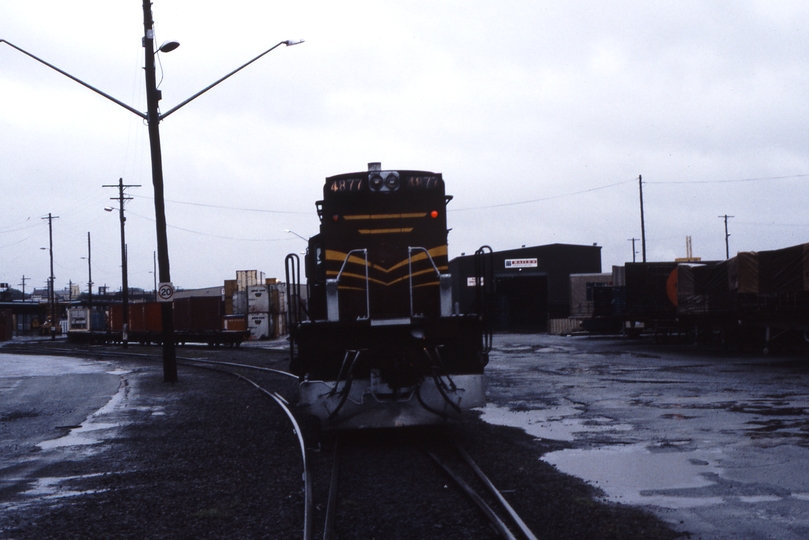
430,210 -> 439,219
333,214 -> 339,222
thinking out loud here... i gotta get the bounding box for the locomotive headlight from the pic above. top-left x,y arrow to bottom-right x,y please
385,174 -> 400,190
370,174 -> 384,190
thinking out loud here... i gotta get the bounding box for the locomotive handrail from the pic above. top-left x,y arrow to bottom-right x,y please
475,246 -> 494,353
328,249 -> 370,321
285,254 -> 301,362
408,247 -> 452,318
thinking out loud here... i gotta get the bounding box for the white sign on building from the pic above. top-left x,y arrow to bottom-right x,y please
504,258 -> 538,269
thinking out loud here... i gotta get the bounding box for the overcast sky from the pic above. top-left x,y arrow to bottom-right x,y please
2,1 -> 808,293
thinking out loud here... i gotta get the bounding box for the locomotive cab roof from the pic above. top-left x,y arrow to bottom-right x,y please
321,162 -> 446,199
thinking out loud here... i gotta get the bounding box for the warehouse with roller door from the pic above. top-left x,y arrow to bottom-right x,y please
449,243 -> 602,332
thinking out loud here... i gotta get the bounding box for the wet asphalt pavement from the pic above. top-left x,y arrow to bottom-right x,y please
3,335 -> 808,539
480,333 -> 809,540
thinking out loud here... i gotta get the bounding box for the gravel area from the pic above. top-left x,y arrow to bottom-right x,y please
0,342 -> 684,539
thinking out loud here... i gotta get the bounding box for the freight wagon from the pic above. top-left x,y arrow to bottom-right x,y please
676,243 -> 809,350
582,241 -> 809,350
67,297 -> 249,347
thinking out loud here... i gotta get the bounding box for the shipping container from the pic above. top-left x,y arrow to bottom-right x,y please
223,314 -> 247,331
0,309 -> 12,341
624,262 -> 679,321
236,270 -> 265,292
758,243 -> 809,294
569,273 -> 612,317
247,285 -> 270,313
247,312 -> 271,340
174,296 -> 224,331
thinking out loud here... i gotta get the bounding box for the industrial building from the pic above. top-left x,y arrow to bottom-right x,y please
450,243 -> 602,332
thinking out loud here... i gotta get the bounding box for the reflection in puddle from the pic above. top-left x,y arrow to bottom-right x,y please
543,444 -> 722,508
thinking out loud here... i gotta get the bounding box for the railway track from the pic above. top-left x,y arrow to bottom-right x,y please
320,429 -> 538,540
4,341 -> 538,540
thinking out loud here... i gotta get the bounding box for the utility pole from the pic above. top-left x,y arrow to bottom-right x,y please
86,232 -> 92,310
19,275 -> 28,299
638,175 -> 647,263
719,214 -> 734,259
41,213 -> 58,339
627,238 -> 639,263
104,178 -> 140,348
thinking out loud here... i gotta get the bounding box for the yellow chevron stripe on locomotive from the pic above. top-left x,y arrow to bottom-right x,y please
325,246 -> 448,287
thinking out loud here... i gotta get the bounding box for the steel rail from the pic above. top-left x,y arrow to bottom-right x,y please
453,441 -> 539,540
425,450 -> 518,540
188,363 -> 313,540
2,344 -> 298,379
322,434 -> 342,540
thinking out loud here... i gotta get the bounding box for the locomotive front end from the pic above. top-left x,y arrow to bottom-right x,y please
286,163 -> 491,429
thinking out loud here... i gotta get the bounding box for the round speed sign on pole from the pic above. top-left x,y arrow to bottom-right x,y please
157,282 -> 175,302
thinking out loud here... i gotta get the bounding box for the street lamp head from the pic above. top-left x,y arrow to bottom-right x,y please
158,40 -> 180,53
104,206 -> 115,212
283,39 -> 305,46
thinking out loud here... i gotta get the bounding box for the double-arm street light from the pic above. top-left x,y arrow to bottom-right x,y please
2,2 -> 303,382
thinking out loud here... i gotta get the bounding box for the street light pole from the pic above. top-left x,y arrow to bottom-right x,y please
141,0 -> 177,380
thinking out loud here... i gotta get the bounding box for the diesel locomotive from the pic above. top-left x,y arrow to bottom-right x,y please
286,163 -> 492,429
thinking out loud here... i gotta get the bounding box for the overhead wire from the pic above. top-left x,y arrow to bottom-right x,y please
451,172 -> 808,211
648,173 -> 809,185
138,195 -> 309,215
451,177 -> 636,211
125,209 -> 290,242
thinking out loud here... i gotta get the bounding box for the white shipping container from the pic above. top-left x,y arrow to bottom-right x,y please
247,285 -> 270,313
247,312 -> 271,340
69,307 -> 90,331
232,291 -> 247,315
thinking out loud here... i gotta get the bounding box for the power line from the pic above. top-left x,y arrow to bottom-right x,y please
452,178 -> 636,211
125,209 -> 291,242
649,173 -> 809,185
138,195 -> 309,215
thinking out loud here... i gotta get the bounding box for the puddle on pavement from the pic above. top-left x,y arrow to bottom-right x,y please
478,402 -> 725,509
542,443 -> 723,508
38,377 -> 127,450
477,402 -> 632,442
23,474 -> 109,500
